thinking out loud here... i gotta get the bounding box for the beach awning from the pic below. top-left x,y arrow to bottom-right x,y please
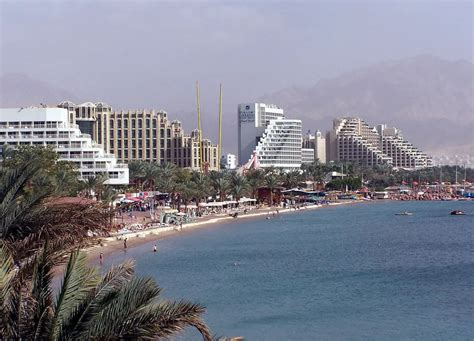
239,197 -> 257,203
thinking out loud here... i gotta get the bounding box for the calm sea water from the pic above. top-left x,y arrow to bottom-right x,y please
103,201 -> 474,340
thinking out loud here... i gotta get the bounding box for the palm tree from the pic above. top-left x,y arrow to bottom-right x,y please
81,174 -> 108,200
213,177 -> 229,202
0,246 -> 211,340
127,160 -> 147,190
142,162 -> 160,191
229,173 -> 247,202
191,172 -> 210,209
0,155 -> 110,263
281,170 -> 303,189
244,169 -> 265,199
264,174 -> 280,206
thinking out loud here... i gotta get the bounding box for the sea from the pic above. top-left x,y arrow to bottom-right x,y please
102,201 -> 474,340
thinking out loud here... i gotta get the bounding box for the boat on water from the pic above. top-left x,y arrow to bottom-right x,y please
395,211 -> 413,216
450,210 -> 466,215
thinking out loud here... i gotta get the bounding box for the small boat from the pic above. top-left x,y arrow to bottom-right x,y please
395,211 -> 413,216
450,210 -> 465,215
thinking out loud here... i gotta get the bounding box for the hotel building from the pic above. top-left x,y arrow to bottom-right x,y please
238,103 -> 304,169
302,130 -> 327,164
221,153 -> 237,170
327,117 -> 431,169
0,107 -> 129,184
57,102 -> 219,171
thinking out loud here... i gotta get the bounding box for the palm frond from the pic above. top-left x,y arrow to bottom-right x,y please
122,300 -> 211,341
50,250 -> 99,339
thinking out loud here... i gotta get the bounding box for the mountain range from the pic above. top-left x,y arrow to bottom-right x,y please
259,55 -> 473,157
1,55 -> 472,158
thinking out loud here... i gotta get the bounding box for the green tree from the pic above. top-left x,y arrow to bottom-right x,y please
229,173 -> 248,202
0,246 -> 211,340
264,174 -> 280,206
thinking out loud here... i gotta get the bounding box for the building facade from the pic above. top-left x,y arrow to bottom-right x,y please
302,130 -> 326,164
327,117 -> 431,169
221,153 -> 237,169
0,107 -> 129,184
58,101 -> 111,153
238,103 -> 303,169
108,109 -> 218,171
301,148 -> 315,164
58,102 -> 219,171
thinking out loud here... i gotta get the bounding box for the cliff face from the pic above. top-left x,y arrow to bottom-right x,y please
259,55 -> 474,156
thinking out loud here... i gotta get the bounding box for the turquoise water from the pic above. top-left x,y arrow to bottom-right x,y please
103,201 -> 474,340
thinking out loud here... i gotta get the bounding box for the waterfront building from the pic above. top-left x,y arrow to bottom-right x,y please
327,117 -> 431,169
302,130 -> 326,163
57,101 -> 111,153
301,148 -> 315,164
238,103 -> 303,169
108,109 -> 218,171
0,107 -> 129,184
221,153 -> 237,169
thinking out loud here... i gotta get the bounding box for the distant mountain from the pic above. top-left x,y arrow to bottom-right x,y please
0,73 -> 78,107
259,55 -> 474,157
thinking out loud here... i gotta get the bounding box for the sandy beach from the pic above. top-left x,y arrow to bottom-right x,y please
85,201 -> 359,262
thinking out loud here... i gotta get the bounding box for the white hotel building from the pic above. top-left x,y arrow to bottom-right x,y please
326,117 -> 431,169
0,107 -> 129,185
238,103 -> 304,169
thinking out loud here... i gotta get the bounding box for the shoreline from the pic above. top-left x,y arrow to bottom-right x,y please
85,201 -> 359,262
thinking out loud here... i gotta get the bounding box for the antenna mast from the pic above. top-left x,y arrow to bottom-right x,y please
196,81 -> 203,172
218,84 -> 223,171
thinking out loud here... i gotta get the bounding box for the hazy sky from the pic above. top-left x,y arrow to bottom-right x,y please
1,0 -> 472,151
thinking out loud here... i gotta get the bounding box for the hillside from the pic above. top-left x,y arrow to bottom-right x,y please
259,55 -> 474,157
0,73 -> 78,107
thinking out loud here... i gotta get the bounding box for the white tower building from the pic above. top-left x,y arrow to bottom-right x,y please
0,107 -> 129,184
237,103 -> 303,169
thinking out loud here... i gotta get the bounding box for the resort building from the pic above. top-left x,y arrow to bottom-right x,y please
57,102 -> 219,171
326,117 -> 431,169
302,130 -> 327,163
221,153 -> 237,170
58,101 -> 111,153
301,148 -> 315,164
0,107 -> 129,184
108,109 -> 218,171
238,103 -> 304,169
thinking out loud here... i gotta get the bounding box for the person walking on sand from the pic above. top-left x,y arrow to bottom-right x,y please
124,237 -> 127,250
99,252 -> 103,265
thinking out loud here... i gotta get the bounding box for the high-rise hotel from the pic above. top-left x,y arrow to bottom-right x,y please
58,102 -> 219,171
0,107 -> 129,185
326,117 -> 432,169
238,103 -> 310,169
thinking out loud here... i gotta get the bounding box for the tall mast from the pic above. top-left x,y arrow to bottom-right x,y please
218,83 -> 223,171
196,81 -> 203,172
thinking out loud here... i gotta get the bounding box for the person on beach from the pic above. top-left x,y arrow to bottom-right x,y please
124,238 -> 127,250
99,252 -> 103,265
180,222 -> 183,231
153,244 -> 157,252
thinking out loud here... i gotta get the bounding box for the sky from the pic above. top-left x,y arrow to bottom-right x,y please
0,0 -> 473,153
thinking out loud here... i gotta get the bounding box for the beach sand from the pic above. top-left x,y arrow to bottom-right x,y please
85,201 -> 359,263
